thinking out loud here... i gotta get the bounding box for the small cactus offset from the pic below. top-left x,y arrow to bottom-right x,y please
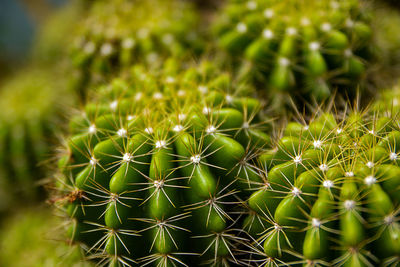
56,62 -> 272,266
70,0 -> 204,102
214,0 -> 374,101
245,107 -> 400,266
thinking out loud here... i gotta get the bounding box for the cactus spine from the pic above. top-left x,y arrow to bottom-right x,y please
47,0 -> 400,266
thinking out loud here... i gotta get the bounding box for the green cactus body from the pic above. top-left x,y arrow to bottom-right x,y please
57,60 -> 400,265
245,110 -> 400,266
214,0 -> 373,101
57,62 -> 272,266
70,0 -> 204,102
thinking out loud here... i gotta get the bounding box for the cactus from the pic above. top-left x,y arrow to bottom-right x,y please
55,62 -> 274,266
243,106 -> 400,266
0,208 -> 92,267
0,69 -> 67,208
213,0 -> 374,102
69,0 -> 205,102
55,57 -> 400,266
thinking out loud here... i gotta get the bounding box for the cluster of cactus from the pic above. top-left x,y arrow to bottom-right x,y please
70,0 -> 204,101
56,62 -> 274,266
0,69 -> 66,209
214,0 -> 374,101
35,0 -> 400,266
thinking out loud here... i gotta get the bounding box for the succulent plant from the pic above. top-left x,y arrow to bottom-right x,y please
55,61 -> 274,266
69,0 -> 205,102
213,0 -> 374,102
0,208 -> 92,267
244,107 -> 400,266
0,69 -> 67,210
55,57 -> 400,266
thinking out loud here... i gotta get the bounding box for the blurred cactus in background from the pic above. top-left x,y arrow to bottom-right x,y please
1,0 -> 400,266
0,69 -> 68,213
213,0 -> 374,104
69,0 -> 206,103
31,0 -> 86,66
0,1 -> 81,216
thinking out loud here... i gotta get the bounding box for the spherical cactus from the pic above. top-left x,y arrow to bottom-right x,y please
55,62 -> 272,266
214,0 -> 374,102
69,0 -> 205,102
0,69 -> 66,210
244,108 -> 400,266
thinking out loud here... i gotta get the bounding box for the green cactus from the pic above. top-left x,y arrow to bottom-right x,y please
244,107 -> 400,266
0,69 -> 67,208
56,64 -> 400,266
55,61 -> 273,266
69,0 -> 205,103
0,208 -> 92,267
214,0 -> 374,102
